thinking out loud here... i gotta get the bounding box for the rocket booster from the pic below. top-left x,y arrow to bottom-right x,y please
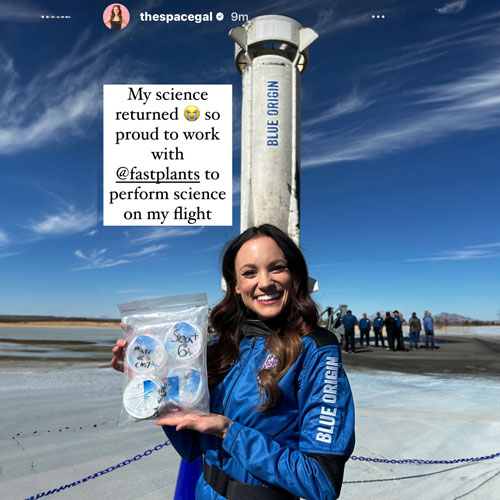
230,15 -> 318,245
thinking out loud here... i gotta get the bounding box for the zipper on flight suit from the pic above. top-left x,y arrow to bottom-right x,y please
223,336 -> 297,438
222,336 -> 258,415
216,337 -> 258,473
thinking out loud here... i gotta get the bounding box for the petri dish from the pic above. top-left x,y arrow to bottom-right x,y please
123,376 -> 165,419
127,334 -> 166,374
164,322 -> 203,361
165,367 -> 202,408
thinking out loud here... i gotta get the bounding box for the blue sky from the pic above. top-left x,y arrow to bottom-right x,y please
0,0 -> 499,320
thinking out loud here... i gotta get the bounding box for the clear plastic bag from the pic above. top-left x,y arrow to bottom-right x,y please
117,293 -> 209,424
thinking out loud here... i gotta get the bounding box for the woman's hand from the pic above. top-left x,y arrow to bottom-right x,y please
156,413 -> 233,440
111,338 -> 127,373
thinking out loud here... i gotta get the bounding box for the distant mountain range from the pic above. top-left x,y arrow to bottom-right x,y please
433,312 -> 478,324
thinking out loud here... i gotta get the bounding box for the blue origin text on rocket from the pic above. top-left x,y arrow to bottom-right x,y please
266,80 -> 279,146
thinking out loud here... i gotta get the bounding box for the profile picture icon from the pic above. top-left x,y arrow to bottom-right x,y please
103,4 -> 130,30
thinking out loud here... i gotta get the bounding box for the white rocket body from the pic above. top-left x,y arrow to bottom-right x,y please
230,16 -> 318,246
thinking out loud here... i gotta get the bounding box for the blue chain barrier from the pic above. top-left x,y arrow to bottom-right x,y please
350,451 -> 500,465
24,444 -> 500,499
25,440 -> 171,500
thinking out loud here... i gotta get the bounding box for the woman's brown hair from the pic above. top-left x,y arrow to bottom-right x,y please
208,224 -> 318,411
111,5 -> 123,23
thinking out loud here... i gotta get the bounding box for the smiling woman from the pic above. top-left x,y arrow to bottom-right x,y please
234,235 -> 291,320
111,224 -> 355,500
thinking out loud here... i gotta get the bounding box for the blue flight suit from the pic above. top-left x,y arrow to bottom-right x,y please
162,320 -> 355,500
394,315 -> 405,350
358,318 -> 371,346
423,314 -> 435,349
373,316 -> 385,347
341,313 -> 358,352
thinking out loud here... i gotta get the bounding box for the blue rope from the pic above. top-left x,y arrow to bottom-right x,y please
24,440 -> 171,500
24,443 -> 500,499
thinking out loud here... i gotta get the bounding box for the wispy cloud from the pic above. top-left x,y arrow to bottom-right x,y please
232,176 -> 241,206
0,251 -> 18,258
72,249 -> 130,271
256,1 -> 373,35
129,227 -> 204,244
189,243 -> 224,254
0,21 -> 148,155
303,54 -> 500,166
116,288 -> 150,295
0,49 -> 100,154
303,90 -> 373,127
71,225 -> 203,271
0,1 -> 44,21
254,0 -> 326,17
365,51 -> 449,79
411,62 -> 500,106
72,242 -> 169,271
312,8 -> 378,36
436,0 -> 467,15
360,12 -> 500,79
466,242 -> 500,249
0,228 -> 8,246
185,269 -> 211,276
233,177 -> 241,196
85,229 -> 98,237
0,226 -> 17,257
407,245 -> 500,262
28,206 -> 96,235
123,244 -> 168,258
310,261 -> 351,268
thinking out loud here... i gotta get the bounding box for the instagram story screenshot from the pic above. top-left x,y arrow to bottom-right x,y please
1,1 -> 500,499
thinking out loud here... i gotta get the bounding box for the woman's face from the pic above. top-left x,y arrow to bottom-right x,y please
113,6 -> 120,14
234,236 -> 292,321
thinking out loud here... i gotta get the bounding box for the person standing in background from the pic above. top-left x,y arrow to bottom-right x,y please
393,310 -> 406,351
373,312 -> 385,347
423,310 -> 436,350
384,312 -> 397,351
408,312 -> 421,350
342,310 -> 358,353
359,313 -> 371,347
